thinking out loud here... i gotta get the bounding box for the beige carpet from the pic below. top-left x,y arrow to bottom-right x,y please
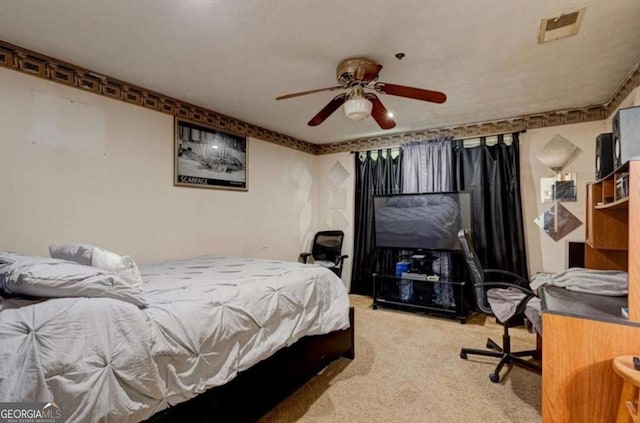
259,295 -> 541,423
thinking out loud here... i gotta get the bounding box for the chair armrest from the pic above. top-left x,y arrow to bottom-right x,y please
334,254 -> 349,266
484,269 -> 530,286
299,253 -> 312,263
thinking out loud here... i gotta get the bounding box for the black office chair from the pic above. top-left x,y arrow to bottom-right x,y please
299,230 -> 349,278
457,229 -> 541,383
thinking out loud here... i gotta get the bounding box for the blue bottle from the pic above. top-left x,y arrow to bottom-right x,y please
395,261 -> 413,301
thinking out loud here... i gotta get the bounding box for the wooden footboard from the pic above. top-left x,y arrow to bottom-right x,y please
145,306 -> 355,423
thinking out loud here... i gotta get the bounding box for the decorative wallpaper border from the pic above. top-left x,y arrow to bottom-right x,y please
605,62 -> 640,117
317,106 -> 609,154
0,40 -> 638,156
0,40 -> 317,155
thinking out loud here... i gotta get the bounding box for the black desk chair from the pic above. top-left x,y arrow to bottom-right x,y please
458,229 -> 541,383
299,230 -> 349,278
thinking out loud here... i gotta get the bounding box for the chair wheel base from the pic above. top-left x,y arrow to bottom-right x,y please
489,373 -> 500,383
460,351 -> 468,359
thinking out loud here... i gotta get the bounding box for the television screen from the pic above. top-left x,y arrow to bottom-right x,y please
373,192 -> 473,250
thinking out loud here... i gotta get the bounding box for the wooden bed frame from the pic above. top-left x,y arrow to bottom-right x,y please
144,306 -> 355,422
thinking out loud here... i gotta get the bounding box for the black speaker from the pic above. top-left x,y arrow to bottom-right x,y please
612,106 -> 640,169
595,133 -> 614,179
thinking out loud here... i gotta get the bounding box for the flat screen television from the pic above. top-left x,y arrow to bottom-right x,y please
373,191 -> 473,251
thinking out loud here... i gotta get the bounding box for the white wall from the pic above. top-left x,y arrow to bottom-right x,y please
316,152 -> 355,290
0,68 -> 317,264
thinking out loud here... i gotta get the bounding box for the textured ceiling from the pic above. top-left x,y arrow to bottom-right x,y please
0,0 -> 639,144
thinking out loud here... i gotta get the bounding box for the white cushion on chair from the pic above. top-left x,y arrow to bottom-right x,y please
487,288 -> 542,335
487,288 -> 528,323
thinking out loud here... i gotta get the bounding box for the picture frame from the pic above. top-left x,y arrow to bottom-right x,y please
174,117 -> 248,191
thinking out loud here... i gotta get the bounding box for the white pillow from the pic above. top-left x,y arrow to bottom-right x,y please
49,244 -> 144,290
91,247 -> 144,290
0,255 -> 147,307
49,244 -> 93,266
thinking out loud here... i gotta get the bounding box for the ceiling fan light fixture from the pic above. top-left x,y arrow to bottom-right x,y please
344,97 -> 372,121
276,56 -> 446,129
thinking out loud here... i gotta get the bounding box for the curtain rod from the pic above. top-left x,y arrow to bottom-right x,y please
455,128 -> 527,141
349,129 -> 527,154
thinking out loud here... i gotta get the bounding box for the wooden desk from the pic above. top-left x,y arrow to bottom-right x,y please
542,286 -> 628,323
540,161 -> 640,421
541,287 -> 640,423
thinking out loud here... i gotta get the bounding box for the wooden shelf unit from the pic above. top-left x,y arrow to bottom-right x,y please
585,163 -> 630,268
594,196 -> 628,210
542,161 -> 640,423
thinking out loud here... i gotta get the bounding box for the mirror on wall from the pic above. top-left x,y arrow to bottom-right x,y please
535,134 -> 581,172
540,172 -> 577,203
534,203 -> 582,241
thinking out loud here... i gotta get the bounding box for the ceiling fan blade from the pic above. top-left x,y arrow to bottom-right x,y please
354,63 -> 383,82
365,93 -> 396,130
374,82 -> 447,104
308,93 -> 348,126
275,86 -> 343,101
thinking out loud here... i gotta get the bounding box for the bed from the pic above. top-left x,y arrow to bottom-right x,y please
0,252 -> 354,422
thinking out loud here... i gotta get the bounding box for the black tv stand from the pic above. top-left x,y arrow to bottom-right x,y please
371,249 -> 468,323
372,274 -> 467,323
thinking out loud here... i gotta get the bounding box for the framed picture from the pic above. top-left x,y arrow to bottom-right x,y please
174,118 -> 248,190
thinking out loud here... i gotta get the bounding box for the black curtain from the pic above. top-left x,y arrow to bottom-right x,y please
350,149 -> 403,295
454,133 -> 529,278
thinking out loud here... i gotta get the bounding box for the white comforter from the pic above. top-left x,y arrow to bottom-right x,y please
0,256 -> 350,422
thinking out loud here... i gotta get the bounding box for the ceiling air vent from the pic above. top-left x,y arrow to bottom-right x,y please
538,7 -> 586,44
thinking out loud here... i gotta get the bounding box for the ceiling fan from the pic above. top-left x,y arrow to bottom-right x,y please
275,57 -> 447,130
